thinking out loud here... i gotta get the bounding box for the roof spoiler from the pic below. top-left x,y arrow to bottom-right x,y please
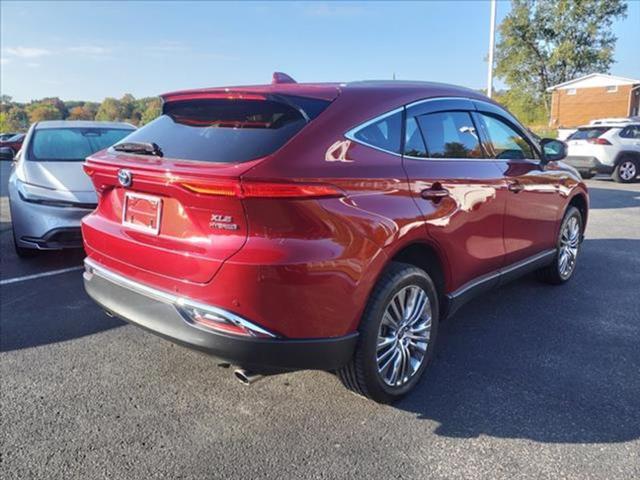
272,72 -> 297,84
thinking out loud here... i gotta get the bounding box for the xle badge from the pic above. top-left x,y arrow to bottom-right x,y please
210,214 -> 238,231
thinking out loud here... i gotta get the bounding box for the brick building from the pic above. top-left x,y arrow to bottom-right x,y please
547,73 -> 640,129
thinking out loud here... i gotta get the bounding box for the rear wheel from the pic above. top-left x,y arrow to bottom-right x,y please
612,158 -> 638,183
536,206 -> 582,284
579,171 -> 595,180
338,262 -> 439,403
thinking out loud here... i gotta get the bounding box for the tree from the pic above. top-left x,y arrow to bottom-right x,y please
140,97 -> 162,125
495,0 -> 627,113
68,105 -> 95,120
27,103 -> 63,122
95,97 -> 126,121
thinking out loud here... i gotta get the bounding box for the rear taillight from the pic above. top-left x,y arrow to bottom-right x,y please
181,179 -> 343,199
587,138 -> 612,145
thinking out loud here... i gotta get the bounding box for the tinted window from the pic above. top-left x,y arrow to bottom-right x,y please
479,114 -> 535,160
620,125 -> 640,139
404,117 -> 428,157
567,127 -> 611,140
116,98 -> 328,163
352,111 -> 402,154
29,128 -> 133,162
417,111 -> 483,159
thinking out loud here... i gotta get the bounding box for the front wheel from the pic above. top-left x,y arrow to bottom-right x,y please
612,158 -> 638,183
338,262 -> 439,403
536,206 -> 582,284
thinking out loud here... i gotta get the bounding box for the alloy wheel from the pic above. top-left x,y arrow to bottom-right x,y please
558,215 -> 580,278
619,161 -> 637,181
376,285 -> 431,387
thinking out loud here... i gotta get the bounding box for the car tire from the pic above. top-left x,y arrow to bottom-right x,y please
579,171 -> 595,180
612,157 -> 638,183
13,228 -> 38,258
338,262 -> 439,403
536,206 -> 582,285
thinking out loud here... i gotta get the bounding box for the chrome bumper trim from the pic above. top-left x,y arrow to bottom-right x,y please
83,258 -> 277,338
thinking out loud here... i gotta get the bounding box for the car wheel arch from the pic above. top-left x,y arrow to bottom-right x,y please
568,192 -> 588,231
385,241 -> 448,307
614,150 -> 640,166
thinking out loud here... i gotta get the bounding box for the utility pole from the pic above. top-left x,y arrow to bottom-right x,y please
487,0 -> 497,98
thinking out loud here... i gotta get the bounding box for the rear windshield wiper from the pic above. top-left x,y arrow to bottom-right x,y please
113,142 -> 163,157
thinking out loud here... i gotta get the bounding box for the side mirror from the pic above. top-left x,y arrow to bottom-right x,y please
0,147 -> 15,161
540,138 -> 567,164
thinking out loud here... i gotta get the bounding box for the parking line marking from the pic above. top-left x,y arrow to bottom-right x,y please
0,266 -> 84,286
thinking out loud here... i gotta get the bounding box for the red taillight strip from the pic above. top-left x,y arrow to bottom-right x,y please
181,180 -> 343,199
587,138 -> 612,145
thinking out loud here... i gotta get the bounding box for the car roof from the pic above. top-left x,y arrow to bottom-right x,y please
577,123 -> 639,129
34,120 -> 136,130
161,79 -> 488,106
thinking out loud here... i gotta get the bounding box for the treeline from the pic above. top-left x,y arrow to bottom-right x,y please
0,94 -> 162,132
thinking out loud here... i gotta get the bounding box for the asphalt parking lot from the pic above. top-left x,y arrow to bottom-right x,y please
1,160 -> 639,480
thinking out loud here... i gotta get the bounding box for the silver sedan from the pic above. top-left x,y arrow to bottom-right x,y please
8,120 -> 135,257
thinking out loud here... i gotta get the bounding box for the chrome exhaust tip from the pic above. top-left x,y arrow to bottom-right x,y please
234,368 -> 264,385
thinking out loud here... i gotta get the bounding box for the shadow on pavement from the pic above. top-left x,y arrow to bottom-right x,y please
588,186 -> 640,210
0,272 -> 125,352
396,238 -> 640,444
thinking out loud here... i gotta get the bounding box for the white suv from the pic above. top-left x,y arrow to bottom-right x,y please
565,120 -> 640,183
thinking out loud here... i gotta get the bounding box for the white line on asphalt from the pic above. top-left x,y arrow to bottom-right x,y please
0,266 -> 84,286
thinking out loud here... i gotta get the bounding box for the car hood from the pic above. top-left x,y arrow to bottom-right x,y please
23,160 -> 95,193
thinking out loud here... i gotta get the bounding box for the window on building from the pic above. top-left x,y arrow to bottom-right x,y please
567,88 -> 577,95
606,85 -> 618,93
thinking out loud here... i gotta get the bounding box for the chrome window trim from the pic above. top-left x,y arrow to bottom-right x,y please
84,258 -> 277,338
344,96 -> 540,161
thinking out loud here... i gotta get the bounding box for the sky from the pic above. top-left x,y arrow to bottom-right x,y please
1,1 -> 639,103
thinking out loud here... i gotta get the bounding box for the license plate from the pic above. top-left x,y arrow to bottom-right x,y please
122,192 -> 162,235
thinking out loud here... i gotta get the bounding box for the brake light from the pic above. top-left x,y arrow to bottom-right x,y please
587,138 -> 612,145
181,180 -> 343,199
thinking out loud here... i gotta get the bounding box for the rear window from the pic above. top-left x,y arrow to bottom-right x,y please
114,97 -> 330,163
29,128 -> 133,162
568,127 -> 612,140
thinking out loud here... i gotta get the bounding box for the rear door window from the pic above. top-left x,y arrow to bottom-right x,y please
29,128 -> 134,161
620,125 -> 640,139
416,111 -> 483,159
404,117 -> 428,158
115,97 -> 330,163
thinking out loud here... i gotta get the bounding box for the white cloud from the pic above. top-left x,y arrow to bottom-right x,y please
0,58 -> 10,65
67,46 -> 111,55
4,47 -> 52,58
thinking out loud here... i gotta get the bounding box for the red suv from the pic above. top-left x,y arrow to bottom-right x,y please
82,75 -> 588,403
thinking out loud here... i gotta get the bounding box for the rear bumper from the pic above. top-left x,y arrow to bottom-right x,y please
564,156 -> 613,174
83,258 -> 358,372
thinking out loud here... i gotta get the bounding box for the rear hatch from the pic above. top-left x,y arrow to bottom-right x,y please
83,92 -> 336,284
566,126 -> 613,156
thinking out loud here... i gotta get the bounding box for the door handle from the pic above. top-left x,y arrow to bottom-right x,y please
508,181 -> 524,193
420,186 -> 450,200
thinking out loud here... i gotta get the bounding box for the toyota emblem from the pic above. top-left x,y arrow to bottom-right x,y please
118,169 -> 132,187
